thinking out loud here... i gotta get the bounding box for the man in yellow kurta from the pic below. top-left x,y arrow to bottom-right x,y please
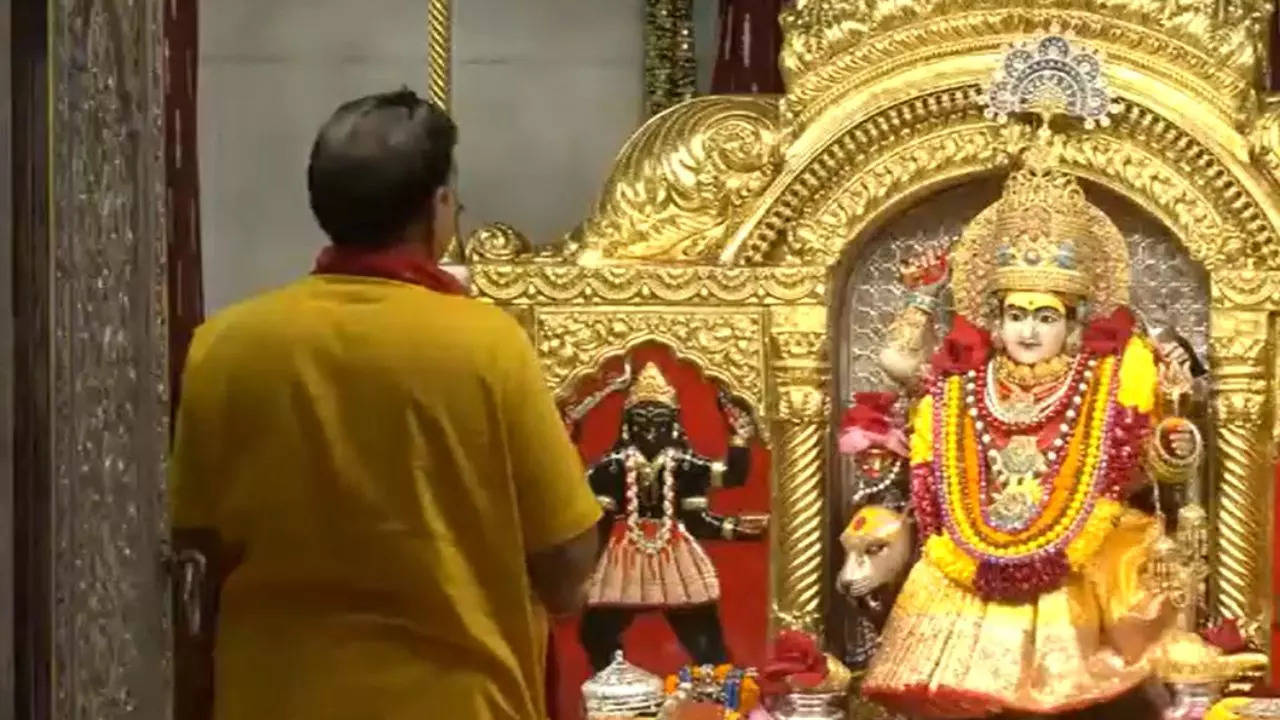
170,90 -> 601,720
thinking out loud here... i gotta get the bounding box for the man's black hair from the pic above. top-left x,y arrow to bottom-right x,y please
307,88 -> 457,248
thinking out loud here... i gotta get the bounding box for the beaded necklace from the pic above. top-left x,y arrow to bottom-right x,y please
921,352 -> 1142,601
622,447 -> 678,555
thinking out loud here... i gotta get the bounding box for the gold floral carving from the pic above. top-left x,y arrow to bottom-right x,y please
534,308 -> 766,420
1249,98 -> 1280,185
727,91 -> 1279,275
465,222 -> 531,263
566,96 -> 785,263
778,0 -> 1263,128
1213,271 -> 1280,311
469,264 -> 827,306
1209,309 -> 1272,647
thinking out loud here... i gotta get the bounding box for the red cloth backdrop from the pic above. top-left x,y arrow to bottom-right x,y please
552,343 -> 771,720
165,0 -> 205,423
710,0 -> 786,94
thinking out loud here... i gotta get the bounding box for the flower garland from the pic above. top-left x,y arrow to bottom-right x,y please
915,336 -> 1154,602
664,664 -> 761,717
623,447 -> 678,554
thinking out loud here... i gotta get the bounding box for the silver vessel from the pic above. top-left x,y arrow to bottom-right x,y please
582,651 -> 665,719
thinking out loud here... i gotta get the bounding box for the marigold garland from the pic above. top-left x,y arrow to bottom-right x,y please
916,335 -> 1155,601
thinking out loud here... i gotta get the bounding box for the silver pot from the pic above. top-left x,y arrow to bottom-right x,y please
581,651 -> 664,719
1163,681 -> 1224,720
771,692 -> 846,720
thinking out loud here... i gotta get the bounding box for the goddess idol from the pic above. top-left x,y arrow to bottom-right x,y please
859,136 -> 1207,718
578,361 -> 768,672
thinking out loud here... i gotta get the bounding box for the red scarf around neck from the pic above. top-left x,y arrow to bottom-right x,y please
312,243 -> 466,296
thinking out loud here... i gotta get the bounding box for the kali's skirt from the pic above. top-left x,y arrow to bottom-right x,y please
587,519 -> 720,608
862,510 -> 1174,718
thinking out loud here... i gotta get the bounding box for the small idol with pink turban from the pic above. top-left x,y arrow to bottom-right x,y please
837,391 -> 908,466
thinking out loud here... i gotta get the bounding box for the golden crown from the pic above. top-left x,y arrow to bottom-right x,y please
625,362 -> 678,407
950,33 -> 1131,325
950,141 -> 1131,323
989,159 -> 1097,299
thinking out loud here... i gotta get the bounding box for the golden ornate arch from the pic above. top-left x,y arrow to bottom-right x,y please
465,0 -> 1280,658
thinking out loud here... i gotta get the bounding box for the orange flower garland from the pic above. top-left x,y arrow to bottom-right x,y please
916,336 -> 1155,601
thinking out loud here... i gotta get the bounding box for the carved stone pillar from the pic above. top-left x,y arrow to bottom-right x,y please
14,2 -> 171,718
768,305 -> 830,633
1209,309 -> 1272,648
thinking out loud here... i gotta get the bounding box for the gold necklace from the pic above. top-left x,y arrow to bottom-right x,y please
994,353 -> 1073,389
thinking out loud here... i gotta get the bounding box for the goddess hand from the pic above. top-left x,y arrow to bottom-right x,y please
899,246 -> 949,295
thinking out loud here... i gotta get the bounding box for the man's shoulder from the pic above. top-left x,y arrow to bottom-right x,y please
196,281 -> 305,334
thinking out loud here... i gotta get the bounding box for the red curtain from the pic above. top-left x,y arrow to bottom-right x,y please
551,343 -> 771,720
165,0 -> 204,424
711,0 -> 786,94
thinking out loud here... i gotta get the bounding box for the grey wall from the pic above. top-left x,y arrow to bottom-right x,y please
199,1 -> 432,311
453,0 -> 645,247
199,2 -> 650,312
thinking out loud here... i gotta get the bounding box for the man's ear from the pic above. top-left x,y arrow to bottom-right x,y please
433,185 -> 454,212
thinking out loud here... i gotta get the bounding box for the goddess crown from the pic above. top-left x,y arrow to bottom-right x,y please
989,156 -> 1096,299
625,362 -> 678,408
950,33 -> 1131,324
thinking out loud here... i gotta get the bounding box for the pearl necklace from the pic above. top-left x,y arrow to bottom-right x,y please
623,447 -> 678,555
977,354 -> 1090,432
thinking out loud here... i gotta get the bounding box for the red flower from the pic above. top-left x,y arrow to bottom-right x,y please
853,391 -> 897,413
1083,306 -> 1135,356
761,630 -> 827,689
1202,618 -> 1248,653
930,316 -> 991,375
840,392 -> 899,436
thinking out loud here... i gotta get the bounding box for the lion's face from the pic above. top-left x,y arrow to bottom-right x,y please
836,505 -> 911,598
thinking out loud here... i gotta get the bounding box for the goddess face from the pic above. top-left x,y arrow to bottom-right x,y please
623,400 -> 680,456
998,291 -> 1072,365
836,506 -> 911,598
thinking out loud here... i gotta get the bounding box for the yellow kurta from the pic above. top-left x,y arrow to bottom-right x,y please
171,275 -> 602,720
864,337 -> 1174,717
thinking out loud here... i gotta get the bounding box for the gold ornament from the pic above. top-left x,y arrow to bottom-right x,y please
950,140 -> 1132,323
626,362 -> 679,408
462,4 -> 1280,659
1151,629 -> 1268,685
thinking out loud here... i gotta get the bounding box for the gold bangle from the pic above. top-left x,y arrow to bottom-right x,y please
681,496 -> 709,512
1146,421 -> 1202,484
710,461 -> 727,488
721,517 -> 737,540
596,495 -> 617,512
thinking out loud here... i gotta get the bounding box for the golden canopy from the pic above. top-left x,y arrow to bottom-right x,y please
465,0 -> 1280,664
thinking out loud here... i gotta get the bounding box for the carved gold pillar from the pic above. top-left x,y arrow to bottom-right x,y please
768,305 -> 830,634
427,0 -> 452,111
1209,308 -> 1273,647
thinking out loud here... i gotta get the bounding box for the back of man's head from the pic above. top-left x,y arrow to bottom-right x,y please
307,89 -> 457,249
